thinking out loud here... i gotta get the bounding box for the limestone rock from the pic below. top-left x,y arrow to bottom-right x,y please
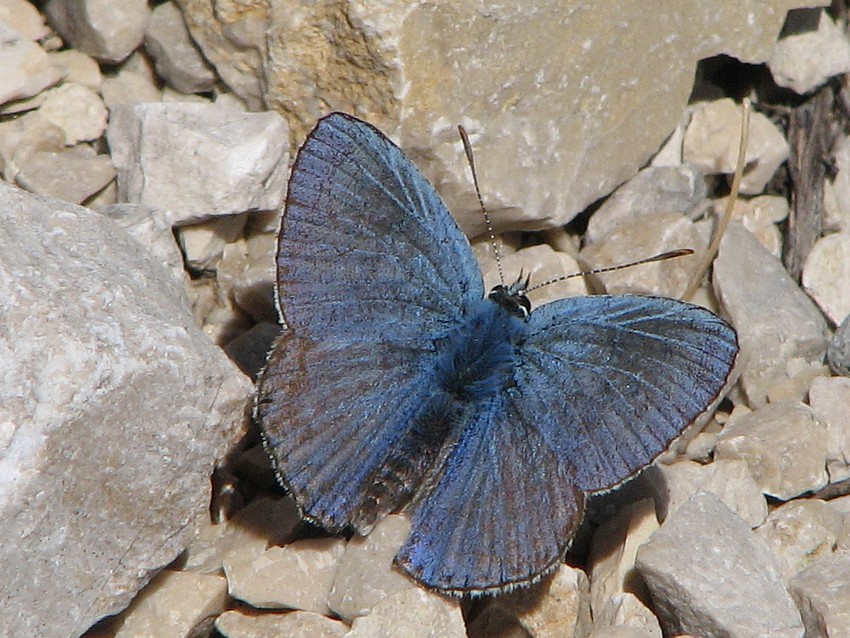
0,182 -> 252,638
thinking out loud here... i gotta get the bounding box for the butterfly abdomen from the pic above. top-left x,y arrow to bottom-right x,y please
434,298 -> 527,403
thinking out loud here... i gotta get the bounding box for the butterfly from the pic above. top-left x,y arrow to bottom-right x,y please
255,112 -> 739,595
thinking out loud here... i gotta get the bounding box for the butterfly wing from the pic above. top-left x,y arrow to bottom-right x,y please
276,112 -> 483,341
258,113 -> 484,532
396,390 -> 585,594
517,294 -> 738,493
396,294 -> 737,592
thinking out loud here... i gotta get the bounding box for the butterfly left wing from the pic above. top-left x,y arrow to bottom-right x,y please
516,294 -> 738,494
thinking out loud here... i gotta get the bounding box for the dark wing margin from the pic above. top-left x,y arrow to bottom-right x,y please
517,294 -> 738,494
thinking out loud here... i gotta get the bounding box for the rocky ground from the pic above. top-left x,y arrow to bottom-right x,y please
1,1 -> 850,637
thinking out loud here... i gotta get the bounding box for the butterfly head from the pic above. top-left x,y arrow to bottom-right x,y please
488,273 -> 532,320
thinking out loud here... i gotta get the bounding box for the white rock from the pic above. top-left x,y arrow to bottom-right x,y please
715,402 -> 829,500
0,110 -> 67,182
770,8 -> 850,94
145,1 -> 217,94
683,98 -> 789,195
47,49 -> 103,91
0,0 -> 50,40
652,458 -> 768,527
714,223 -> 830,406
44,0 -> 151,63
788,551 -> 850,636
592,593 -> 663,638
580,212 -> 705,299
585,163 -> 707,244
824,134 -> 850,232
107,103 -> 289,221
808,376 -> 850,483
328,514 -> 415,622
225,538 -> 346,614
112,570 -> 228,638
720,194 -> 788,257
588,500 -> 658,621
176,214 -> 248,273
755,499 -> 844,582
184,496 -> 301,575
0,182 -> 252,638
635,492 -> 804,638
101,51 -> 162,107
346,588 -> 466,638
802,232 -> 850,325
0,22 -> 62,106
828,313 -> 850,376
215,609 -> 349,638
38,82 -> 109,145
15,146 -> 114,203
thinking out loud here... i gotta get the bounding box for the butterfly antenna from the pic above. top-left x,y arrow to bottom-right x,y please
459,125 -> 505,286
681,97 -> 750,301
525,249 -> 694,293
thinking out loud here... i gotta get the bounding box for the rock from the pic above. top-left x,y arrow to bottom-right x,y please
714,223 -> 830,406
217,229 -> 278,324
47,49 -> 103,91
225,538 -> 346,614
588,500 -> 658,621
101,51 -> 162,107
683,98 -> 789,195
721,194 -> 788,257
15,146 -> 115,203
591,593 -> 663,638
182,496 -> 301,575
651,458 -> 768,527
755,499 -> 844,582
43,0 -> 151,64
0,182 -> 252,638
802,232 -> 850,325
808,376 -> 850,483
635,492 -> 804,638
769,8 -> 850,94
111,570 -> 228,638
223,321 -> 280,379
467,565 -> 592,638
584,163 -> 707,244
176,213 -> 248,273
106,103 -> 289,221
328,514 -> 415,622
38,82 -> 109,145
0,110 -> 66,182
0,0 -> 50,41
715,402 -> 829,500
215,609 -> 349,638
174,0 -> 266,110
828,313 -> 850,376
580,212 -> 705,299
788,551 -> 850,637
145,1 -> 217,94
824,134 -> 850,233
346,587 -> 466,638
181,0 -> 810,234
0,21 -> 62,106
97,203 -> 185,284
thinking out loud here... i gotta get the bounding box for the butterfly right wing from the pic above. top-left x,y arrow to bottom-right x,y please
258,113 -> 485,533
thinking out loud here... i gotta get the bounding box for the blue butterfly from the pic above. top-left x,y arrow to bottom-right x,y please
256,112 -> 738,595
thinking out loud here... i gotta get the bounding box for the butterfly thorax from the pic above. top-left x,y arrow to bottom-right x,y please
434,296 -> 527,403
